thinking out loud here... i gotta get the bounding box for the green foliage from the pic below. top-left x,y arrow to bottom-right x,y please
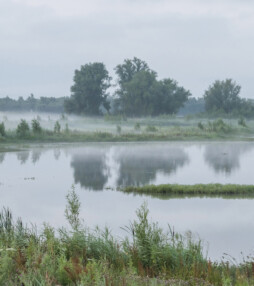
31,119 -> 42,134
238,117 -> 247,127
116,125 -> 121,134
145,125 -> 158,132
64,123 -> 69,134
0,122 -> 5,137
54,121 -> 61,133
134,122 -> 141,131
197,122 -> 204,130
115,57 -> 190,116
122,183 -> 254,197
65,186 -> 81,231
65,62 -> 111,115
0,192 -> 253,285
207,119 -> 232,133
204,79 -> 245,115
16,119 -> 30,138
0,95 -> 66,113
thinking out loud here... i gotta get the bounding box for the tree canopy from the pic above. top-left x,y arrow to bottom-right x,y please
64,63 -> 111,115
114,57 -> 191,116
204,79 -> 242,113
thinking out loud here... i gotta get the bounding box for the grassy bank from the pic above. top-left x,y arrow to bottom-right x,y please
0,189 -> 254,286
0,116 -> 254,144
122,184 -> 254,197
0,127 -> 254,145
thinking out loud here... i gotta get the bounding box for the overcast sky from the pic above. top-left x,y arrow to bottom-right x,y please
1,0 -> 254,99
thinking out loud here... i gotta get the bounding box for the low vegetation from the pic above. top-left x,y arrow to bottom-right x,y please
122,184 -> 254,197
0,117 -> 253,144
0,188 -> 254,285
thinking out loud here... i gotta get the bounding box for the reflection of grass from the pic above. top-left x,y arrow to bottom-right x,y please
122,184 -> 254,196
1,188 -> 254,285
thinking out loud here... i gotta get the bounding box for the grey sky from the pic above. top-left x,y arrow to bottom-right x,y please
1,0 -> 254,99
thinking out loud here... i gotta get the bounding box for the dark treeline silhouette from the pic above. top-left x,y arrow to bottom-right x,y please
65,57 -> 191,117
2,59 -> 254,117
0,94 -> 66,113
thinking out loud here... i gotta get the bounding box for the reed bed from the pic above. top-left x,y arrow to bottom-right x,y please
0,189 -> 254,285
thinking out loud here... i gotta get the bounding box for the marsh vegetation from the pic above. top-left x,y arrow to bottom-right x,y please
1,189 -> 254,286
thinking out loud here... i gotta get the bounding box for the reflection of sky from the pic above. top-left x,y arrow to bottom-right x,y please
0,142 -> 254,261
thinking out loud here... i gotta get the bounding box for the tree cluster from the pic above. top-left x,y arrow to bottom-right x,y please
204,79 -> 254,118
0,94 -> 66,113
65,58 -> 191,116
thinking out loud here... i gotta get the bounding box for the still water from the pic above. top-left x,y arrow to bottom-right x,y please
1,141 -> 254,261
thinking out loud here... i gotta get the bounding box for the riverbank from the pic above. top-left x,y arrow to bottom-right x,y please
0,128 -> 254,145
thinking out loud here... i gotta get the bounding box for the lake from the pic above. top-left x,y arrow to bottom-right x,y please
1,141 -> 254,261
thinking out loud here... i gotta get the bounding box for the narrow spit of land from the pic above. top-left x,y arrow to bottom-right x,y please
121,184 -> 254,197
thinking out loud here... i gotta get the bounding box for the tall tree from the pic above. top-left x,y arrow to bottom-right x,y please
114,57 -> 156,115
65,63 -> 111,115
150,79 -> 191,115
204,79 -> 242,113
114,57 -> 190,116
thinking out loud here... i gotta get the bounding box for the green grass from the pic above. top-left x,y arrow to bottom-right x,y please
121,184 -> 254,197
0,125 -> 253,145
0,188 -> 254,285
1,116 -> 254,144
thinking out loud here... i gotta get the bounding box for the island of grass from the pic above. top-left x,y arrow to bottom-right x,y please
121,184 -> 254,197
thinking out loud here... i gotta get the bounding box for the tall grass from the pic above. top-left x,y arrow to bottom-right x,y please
0,189 -> 254,285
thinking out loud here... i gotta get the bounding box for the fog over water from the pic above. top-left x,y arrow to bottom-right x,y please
1,142 -> 254,261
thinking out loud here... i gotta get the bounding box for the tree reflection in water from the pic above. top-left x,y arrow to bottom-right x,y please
70,145 -> 189,190
204,143 -> 253,174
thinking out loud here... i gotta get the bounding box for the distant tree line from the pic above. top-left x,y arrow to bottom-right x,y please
65,57 -> 254,117
1,57 -> 254,117
0,94 -> 66,113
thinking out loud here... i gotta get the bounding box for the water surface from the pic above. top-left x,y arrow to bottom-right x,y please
1,141 -> 254,261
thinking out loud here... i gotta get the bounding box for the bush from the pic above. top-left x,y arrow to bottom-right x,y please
238,117 -> 247,127
134,122 -> 141,131
16,119 -> 30,138
116,125 -> 121,134
145,125 -> 158,132
64,123 -> 69,134
207,119 -> 232,133
31,119 -> 42,134
54,121 -> 61,133
0,122 -> 5,137
197,122 -> 204,130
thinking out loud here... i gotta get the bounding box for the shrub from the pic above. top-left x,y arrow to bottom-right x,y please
16,119 -> 30,138
145,125 -> 158,132
238,117 -> 247,127
134,122 -> 141,131
197,122 -> 204,130
207,119 -> 232,133
54,121 -> 61,133
64,123 -> 69,134
116,125 -> 121,134
31,119 -> 42,134
0,122 -> 5,137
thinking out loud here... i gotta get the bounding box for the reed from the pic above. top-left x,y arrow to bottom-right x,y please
0,189 -> 254,285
